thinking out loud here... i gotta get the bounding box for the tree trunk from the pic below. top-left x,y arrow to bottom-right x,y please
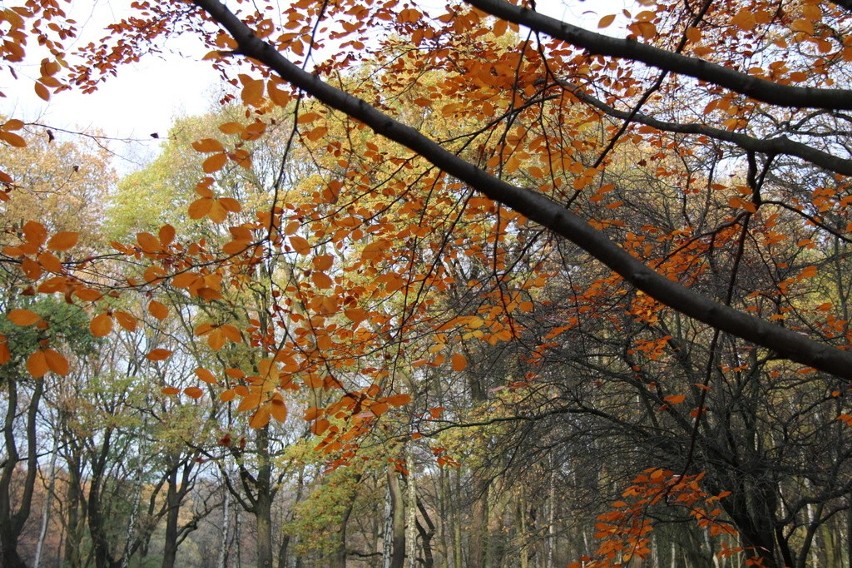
33,428 -> 59,568
161,470 -> 180,568
0,376 -> 42,568
387,469 -> 406,568
405,450 -> 417,568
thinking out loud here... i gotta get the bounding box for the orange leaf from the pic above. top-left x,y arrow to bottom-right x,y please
47,231 -> 79,251
113,311 -> 137,332
44,349 -> 68,375
371,402 -> 389,417
451,353 -> 467,371
312,418 -> 330,435
249,406 -> 271,429
0,335 -> 9,364
37,251 -> 62,273
23,221 -> 47,247
27,350 -> 49,378
192,138 -> 225,153
188,197 -> 213,219
386,393 -> 412,406
598,14 -> 616,28
161,386 -> 180,395
146,348 -> 173,361
220,389 -> 237,402
270,399 -> 287,422
159,224 -> 176,247
195,367 -> 217,384
34,81 -> 49,102
664,394 -> 686,404
148,300 -> 168,320
202,153 -> 227,173
184,386 -> 204,399
8,308 -> 42,326
136,232 -> 160,253
289,235 -> 311,255
89,313 -> 113,337
0,130 -> 26,147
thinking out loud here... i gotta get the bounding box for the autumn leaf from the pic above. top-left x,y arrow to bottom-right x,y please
27,350 -> 49,378
47,231 -> 79,251
184,386 -> 204,399
664,394 -> 687,405
289,235 -> 311,255
8,308 -> 42,326
385,393 -> 412,406
195,367 -> 217,384
89,313 -> 113,337
146,348 -> 173,361
451,353 -> 467,371
598,14 -> 615,28
44,348 -> 69,375
148,300 -> 169,320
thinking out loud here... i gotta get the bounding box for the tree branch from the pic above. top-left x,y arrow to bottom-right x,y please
192,0 -> 852,379
465,0 -> 852,110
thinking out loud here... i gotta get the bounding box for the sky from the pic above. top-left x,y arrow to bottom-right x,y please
0,0 -> 628,173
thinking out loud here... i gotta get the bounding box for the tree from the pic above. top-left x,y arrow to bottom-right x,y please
0,0 -> 851,566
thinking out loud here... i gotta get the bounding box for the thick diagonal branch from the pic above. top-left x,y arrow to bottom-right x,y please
192,0 -> 852,380
465,0 -> 852,111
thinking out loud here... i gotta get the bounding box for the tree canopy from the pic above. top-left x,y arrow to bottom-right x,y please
0,0 -> 851,567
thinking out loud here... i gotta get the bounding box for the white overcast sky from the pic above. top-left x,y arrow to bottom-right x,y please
0,0 -> 627,173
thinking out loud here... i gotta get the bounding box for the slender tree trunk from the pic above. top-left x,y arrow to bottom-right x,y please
387,469 -> 406,568
33,428 -> 60,568
383,478 -> 394,568
405,450 -> 417,568
416,499 -> 435,568
217,482 -> 231,568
